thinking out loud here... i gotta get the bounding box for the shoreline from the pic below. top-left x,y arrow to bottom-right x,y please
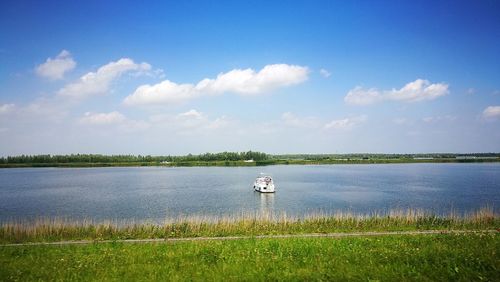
1,158 -> 499,168
1,207 -> 497,244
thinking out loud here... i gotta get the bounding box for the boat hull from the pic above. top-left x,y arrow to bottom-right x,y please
254,184 -> 275,193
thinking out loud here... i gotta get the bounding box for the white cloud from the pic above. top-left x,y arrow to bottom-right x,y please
0,98 -> 70,125
78,111 -> 150,132
482,106 -> 500,120
324,115 -> 367,130
344,87 -> 381,106
178,109 -> 204,119
319,68 -> 331,78
150,109 -> 232,132
23,97 -> 71,122
124,64 -> 309,106
120,119 -> 151,132
422,115 -> 456,123
197,64 -> 309,94
174,109 -> 232,131
35,50 -> 76,80
466,88 -> 476,95
345,79 -> 449,106
281,112 -> 320,128
175,109 -> 206,128
79,111 -> 126,125
124,80 -> 197,105
206,116 -> 230,130
387,79 -> 449,102
0,103 -> 15,114
59,58 -> 151,99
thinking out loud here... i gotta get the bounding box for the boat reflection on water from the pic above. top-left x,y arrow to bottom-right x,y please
257,192 -> 275,214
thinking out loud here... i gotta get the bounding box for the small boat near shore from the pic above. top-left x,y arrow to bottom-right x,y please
253,174 -> 275,193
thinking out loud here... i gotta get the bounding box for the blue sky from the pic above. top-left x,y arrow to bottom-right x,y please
0,0 -> 499,155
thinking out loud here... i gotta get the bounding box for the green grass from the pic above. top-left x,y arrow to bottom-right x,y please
1,208 -> 497,281
0,233 -> 498,281
1,208 -> 497,244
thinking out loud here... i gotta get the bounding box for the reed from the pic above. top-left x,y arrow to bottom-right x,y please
1,207 -> 497,244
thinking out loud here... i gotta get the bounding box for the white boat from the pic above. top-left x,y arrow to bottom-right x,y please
253,174 -> 275,193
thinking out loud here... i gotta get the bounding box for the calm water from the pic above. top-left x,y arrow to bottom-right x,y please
0,163 -> 498,222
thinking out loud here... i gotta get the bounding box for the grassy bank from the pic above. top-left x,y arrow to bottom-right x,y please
1,208 -> 497,244
1,233 -> 498,281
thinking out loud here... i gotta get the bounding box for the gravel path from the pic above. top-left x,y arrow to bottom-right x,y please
1,229 -> 497,247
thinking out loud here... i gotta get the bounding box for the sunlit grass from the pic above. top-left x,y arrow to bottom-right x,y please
1,207 -> 497,244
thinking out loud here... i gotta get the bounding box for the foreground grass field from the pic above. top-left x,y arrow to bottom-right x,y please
1,209 -> 498,281
1,234 -> 498,281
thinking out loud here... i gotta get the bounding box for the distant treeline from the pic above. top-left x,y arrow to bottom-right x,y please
1,152 -> 499,165
272,153 -> 500,160
0,151 -> 269,164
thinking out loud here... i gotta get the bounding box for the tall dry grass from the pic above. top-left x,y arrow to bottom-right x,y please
1,207 -> 497,244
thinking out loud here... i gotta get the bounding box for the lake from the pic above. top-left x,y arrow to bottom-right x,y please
0,163 -> 498,222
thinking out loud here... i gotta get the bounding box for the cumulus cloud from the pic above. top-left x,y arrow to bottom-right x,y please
319,68 -> 331,78
387,79 -> 449,102
124,80 -> 197,105
345,79 -> 449,106
59,58 -> 151,99
198,64 -> 309,94
78,111 -> 150,132
344,87 -> 381,106
482,106 -> 500,120
324,115 -> 367,130
124,64 -> 309,106
0,104 -> 15,114
35,50 -> 76,80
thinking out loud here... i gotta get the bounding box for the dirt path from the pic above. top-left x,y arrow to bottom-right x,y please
1,230 -> 497,247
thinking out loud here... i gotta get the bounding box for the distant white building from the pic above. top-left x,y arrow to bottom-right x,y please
244,159 -> 254,163
456,156 -> 477,160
